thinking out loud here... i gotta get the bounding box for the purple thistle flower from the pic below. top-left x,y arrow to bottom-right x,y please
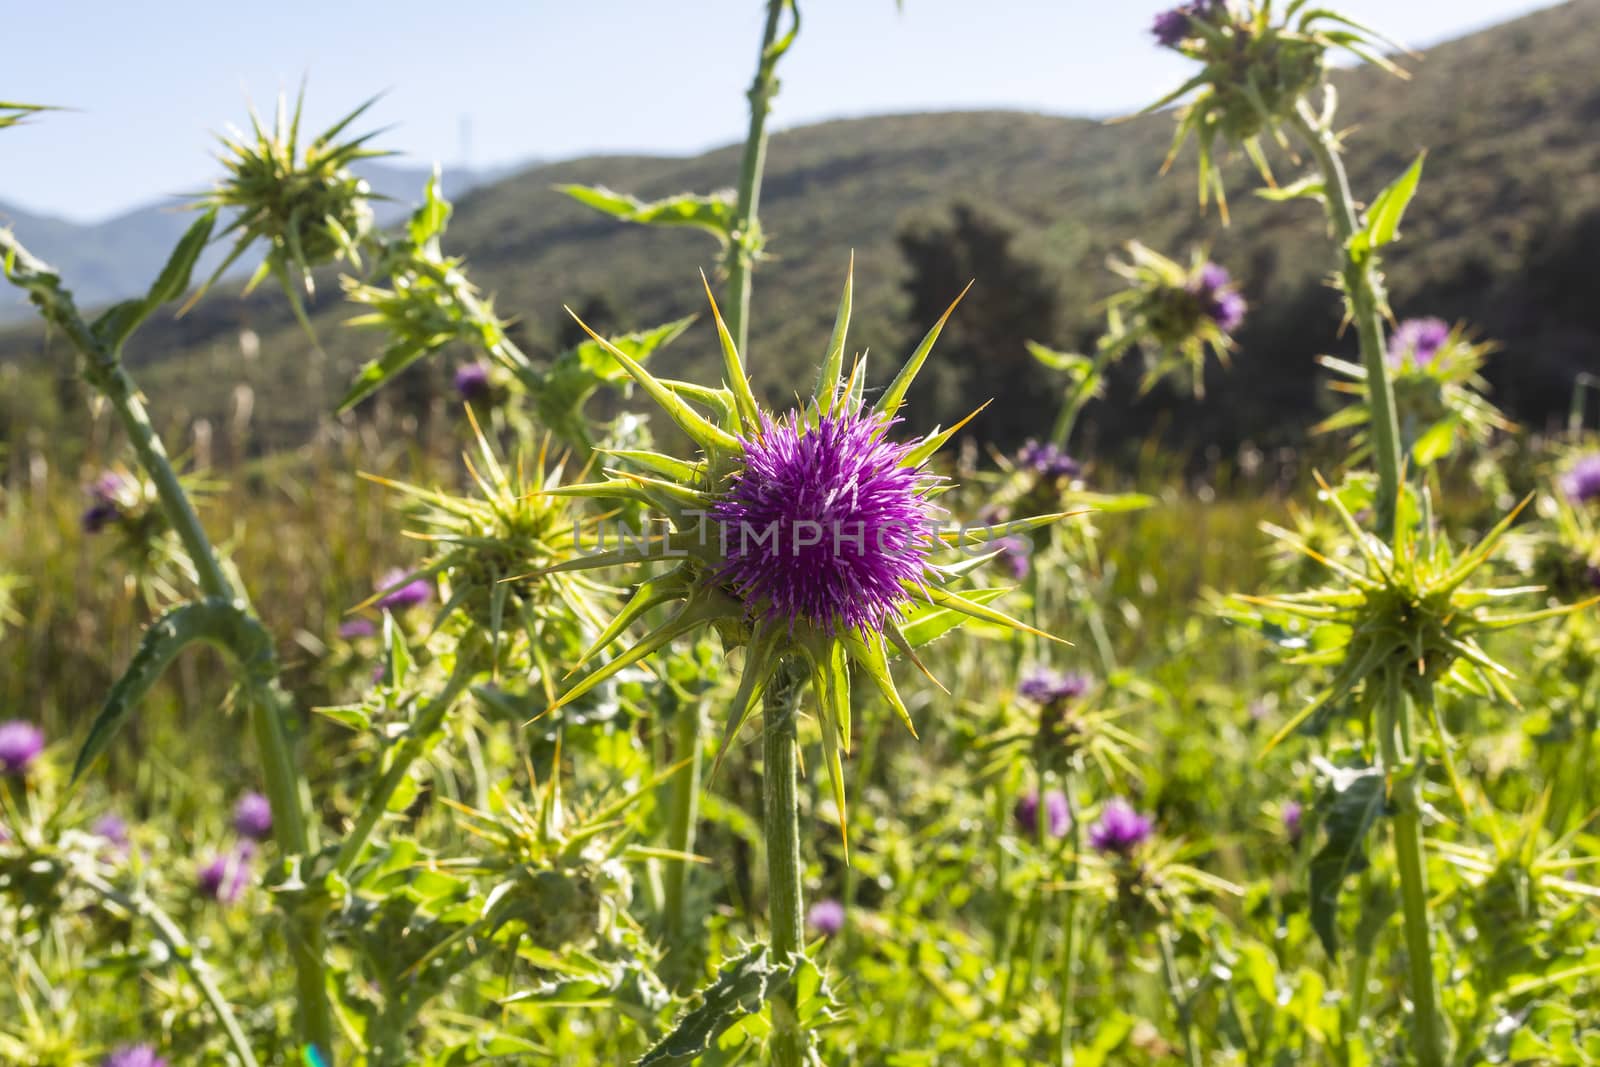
376,569 -> 433,612
1017,439 -> 1081,480
338,617 -> 377,639
1283,800 -> 1304,842
453,362 -> 492,402
1587,562 -> 1600,590
233,792 -> 273,842
197,845 -> 254,904
1018,669 -> 1091,706
710,409 -> 938,634
994,536 -> 1030,580
1191,262 -> 1247,333
93,813 -> 131,854
81,500 -> 121,534
806,898 -> 845,936
1562,454 -> 1600,506
102,1045 -> 168,1067
1089,799 -> 1153,856
1152,8 -> 1192,47
1386,318 -> 1451,369
1015,789 -> 1072,839
0,720 -> 45,777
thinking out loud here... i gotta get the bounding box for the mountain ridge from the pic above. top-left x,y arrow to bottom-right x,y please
2,0 -> 1596,458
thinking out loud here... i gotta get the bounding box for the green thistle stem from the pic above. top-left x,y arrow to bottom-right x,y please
2,249 -> 339,1058
1055,775 -> 1081,1067
663,696 -> 705,950
1050,343 -> 1114,449
334,650 -> 478,875
1157,924 -> 1201,1067
1289,102 -> 1405,542
727,0 -> 794,357
763,658 -> 808,1067
1381,674 -> 1448,1067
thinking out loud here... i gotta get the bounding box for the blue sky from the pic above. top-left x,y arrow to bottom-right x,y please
4,0 -> 1554,222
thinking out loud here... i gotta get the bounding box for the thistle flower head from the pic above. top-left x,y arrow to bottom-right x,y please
1106,243 -> 1242,396
1228,475 -> 1597,756
197,845 -> 254,904
1018,669 -> 1091,706
233,792 -> 273,841
994,536 -> 1031,580
1283,799 -> 1304,841
806,898 -> 846,936
1316,322 -> 1511,468
1017,439 -> 1081,480
1386,317 -> 1450,368
454,361 -> 492,402
1089,799 -> 1153,856
1143,2 -> 1405,219
337,617 -> 377,640
0,719 -> 44,776
1015,789 -> 1072,839
366,415 -> 591,658
1563,454 -> 1600,506
102,1045 -> 168,1067
709,408 -> 938,634
544,265 -> 1068,844
93,813 -> 131,854
193,89 -> 386,333
375,569 -> 433,612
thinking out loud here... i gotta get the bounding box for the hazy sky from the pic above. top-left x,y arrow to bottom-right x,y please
3,0 -> 1556,222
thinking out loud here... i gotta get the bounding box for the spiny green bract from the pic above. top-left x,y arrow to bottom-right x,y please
1226,475 -> 1598,755
192,90 -> 387,335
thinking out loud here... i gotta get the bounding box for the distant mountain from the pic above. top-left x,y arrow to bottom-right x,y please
2,1 -> 1597,459
0,161 -> 508,323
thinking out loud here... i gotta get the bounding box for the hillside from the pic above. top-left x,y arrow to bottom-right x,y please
2,0 -> 1597,459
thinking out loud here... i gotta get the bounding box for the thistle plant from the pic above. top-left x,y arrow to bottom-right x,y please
1316,318 -> 1512,469
1149,3 -> 1591,1063
192,90 -> 386,334
1144,0 -> 1405,219
1102,242 -> 1246,397
534,268 -> 1067,1064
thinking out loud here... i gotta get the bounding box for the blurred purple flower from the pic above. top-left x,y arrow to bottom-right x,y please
1191,262 -> 1247,333
1562,454 -> 1600,505
1386,318 -> 1450,368
233,792 -> 273,842
1015,789 -> 1072,839
1587,562 -> 1600,589
94,813 -> 131,854
102,1045 -> 168,1067
1018,669 -> 1091,706
994,536 -> 1030,580
1283,800 -> 1304,842
454,362 -> 492,402
338,617 -> 377,639
1089,800 -> 1153,856
1151,8 -> 1192,47
376,569 -> 433,611
0,720 -> 45,777
197,845 -> 254,904
1016,439 -> 1081,480
81,501 -> 121,534
806,898 -> 845,936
